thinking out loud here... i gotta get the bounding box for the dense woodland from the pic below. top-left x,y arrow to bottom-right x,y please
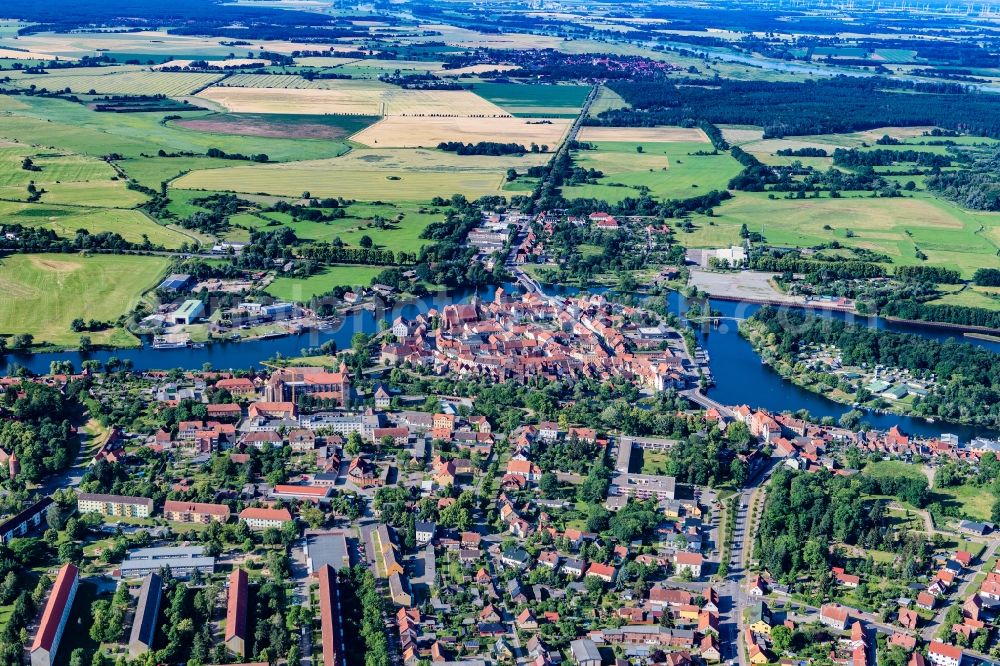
0,382 -> 82,482
756,468 -> 932,585
599,77 -> 1000,138
926,147 -> 1000,210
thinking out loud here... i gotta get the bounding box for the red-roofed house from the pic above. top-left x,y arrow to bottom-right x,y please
30,563 -> 79,666
820,604 -> 850,630
163,500 -> 231,524
898,607 -> 919,630
239,507 -> 293,530
928,641 -> 963,666
674,551 -> 703,578
891,632 -> 917,651
585,562 -> 617,583
832,567 -> 860,589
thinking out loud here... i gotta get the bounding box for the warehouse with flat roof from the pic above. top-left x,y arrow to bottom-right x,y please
119,546 -> 215,578
172,299 -> 205,325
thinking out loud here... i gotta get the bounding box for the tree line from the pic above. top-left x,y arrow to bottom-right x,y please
599,76 -> 1000,139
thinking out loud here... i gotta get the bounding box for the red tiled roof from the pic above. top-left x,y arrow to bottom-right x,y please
225,569 -> 248,643
929,641 -> 963,660
164,500 -> 230,517
31,563 -> 78,652
318,565 -> 341,666
239,507 -> 292,522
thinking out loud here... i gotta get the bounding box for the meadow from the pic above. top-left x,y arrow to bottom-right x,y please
0,253 -> 169,347
0,201 -> 192,248
267,265 -> 388,300
173,148 -> 549,202
229,202 -> 440,252
562,139 -> 743,203
683,191 -> 1000,277
469,82 -> 591,116
0,96 -> 354,162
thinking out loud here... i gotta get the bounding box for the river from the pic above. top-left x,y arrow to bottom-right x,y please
4,283 -> 998,441
661,292 -> 1000,441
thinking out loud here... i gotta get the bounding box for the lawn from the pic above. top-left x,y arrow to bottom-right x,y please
266,265 -> 387,301
0,201 -> 191,248
863,460 -> 926,482
0,96 -> 353,163
931,483 -> 994,522
0,253 -> 170,347
232,202 -> 440,252
682,191 -> 1000,277
929,285 -> 1000,309
562,141 -> 743,203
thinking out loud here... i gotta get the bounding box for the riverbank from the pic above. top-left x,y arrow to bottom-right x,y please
739,318 -> 949,427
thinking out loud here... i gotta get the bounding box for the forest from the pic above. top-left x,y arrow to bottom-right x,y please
756,468 -> 932,583
926,147 -> 1000,210
600,77 -> 1000,138
0,381 -> 82,483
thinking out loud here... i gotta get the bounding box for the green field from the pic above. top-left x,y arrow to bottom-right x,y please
682,191 -> 1000,277
469,82 -> 591,115
930,285 -> 1000,309
231,202 -> 439,252
267,265 -> 387,300
0,96 -> 353,163
0,253 -> 169,347
172,148 -> 548,202
118,155 -> 248,190
588,85 -> 629,117
0,201 -> 193,248
562,141 -> 743,203
0,144 -> 149,207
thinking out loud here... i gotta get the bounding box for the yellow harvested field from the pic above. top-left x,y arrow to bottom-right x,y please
576,126 -> 708,143
351,116 -> 571,149
0,47 -> 73,60
154,58 -> 268,69
437,64 -> 520,76
9,69 -> 222,95
294,56 -> 363,67
173,148 -> 549,201
197,84 -> 510,117
719,126 -> 764,145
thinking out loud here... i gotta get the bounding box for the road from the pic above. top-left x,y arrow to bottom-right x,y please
681,388 -> 736,419
922,539 -> 1000,641
38,428 -> 98,496
716,458 -> 778,666
289,540 -> 314,666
